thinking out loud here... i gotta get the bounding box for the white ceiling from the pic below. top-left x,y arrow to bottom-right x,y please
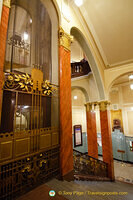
71,0 -> 133,67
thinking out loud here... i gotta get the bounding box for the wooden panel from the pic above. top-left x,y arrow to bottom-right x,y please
0,141 -> 12,160
52,132 -> 59,146
15,138 -> 30,157
40,134 -> 51,149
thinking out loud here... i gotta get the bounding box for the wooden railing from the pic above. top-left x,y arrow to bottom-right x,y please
73,149 -> 108,178
71,60 -> 91,78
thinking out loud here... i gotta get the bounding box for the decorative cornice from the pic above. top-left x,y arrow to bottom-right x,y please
59,27 -> 73,51
3,0 -> 11,8
98,100 -> 110,111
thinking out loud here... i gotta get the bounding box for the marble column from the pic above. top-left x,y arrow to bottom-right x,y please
0,0 -> 10,124
86,102 -> 98,159
59,27 -> 73,180
99,101 -> 114,180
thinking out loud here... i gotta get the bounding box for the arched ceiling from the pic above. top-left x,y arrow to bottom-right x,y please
70,0 -> 133,68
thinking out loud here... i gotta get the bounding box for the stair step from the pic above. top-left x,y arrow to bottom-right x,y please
74,174 -> 111,181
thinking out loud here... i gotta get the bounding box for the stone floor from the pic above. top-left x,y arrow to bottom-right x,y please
17,157 -> 133,200
98,156 -> 133,184
46,179 -> 133,200
17,178 -> 133,200
114,160 -> 133,184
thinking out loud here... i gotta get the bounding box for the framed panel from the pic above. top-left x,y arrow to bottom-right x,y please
40,134 -> 51,149
0,141 -> 13,160
74,125 -> 83,147
15,138 -> 30,157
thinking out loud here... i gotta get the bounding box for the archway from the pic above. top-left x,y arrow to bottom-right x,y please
70,27 -> 105,100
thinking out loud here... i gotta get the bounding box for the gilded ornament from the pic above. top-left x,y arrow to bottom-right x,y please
98,101 -> 110,111
39,159 -> 47,168
59,27 -> 73,51
3,0 -> 11,8
4,71 -> 57,95
22,165 -> 31,173
8,75 -> 13,81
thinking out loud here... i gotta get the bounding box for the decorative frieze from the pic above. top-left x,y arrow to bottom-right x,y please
59,27 -> 73,51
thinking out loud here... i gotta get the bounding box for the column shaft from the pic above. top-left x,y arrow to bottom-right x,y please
59,29 -> 73,180
0,5 -> 10,123
86,109 -> 98,159
100,107 -> 114,180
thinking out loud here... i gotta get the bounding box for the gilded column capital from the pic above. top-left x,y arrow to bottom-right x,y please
85,101 -> 99,112
98,100 -> 110,111
3,0 -> 11,8
86,103 -> 92,112
59,27 -> 73,51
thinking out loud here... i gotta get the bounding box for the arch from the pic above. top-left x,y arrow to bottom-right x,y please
71,86 -> 89,102
107,71 -> 133,95
70,27 -> 105,100
11,0 -> 59,85
105,64 -> 133,94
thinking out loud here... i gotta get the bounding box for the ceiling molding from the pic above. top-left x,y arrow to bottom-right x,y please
106,59 -> 133,69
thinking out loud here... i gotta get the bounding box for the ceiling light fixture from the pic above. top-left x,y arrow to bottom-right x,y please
129,74 -> 133,80
74,96 -> 78,100
24,32 -> 28,41
130,84 -> 133,90
74,0 -> 83,7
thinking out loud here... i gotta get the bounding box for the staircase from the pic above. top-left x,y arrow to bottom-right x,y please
73,149 -> 110,181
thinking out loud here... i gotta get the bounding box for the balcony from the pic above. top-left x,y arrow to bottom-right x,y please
71,59 -> 91,78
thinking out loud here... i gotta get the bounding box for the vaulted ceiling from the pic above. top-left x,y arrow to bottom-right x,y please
70,0 -> 133,68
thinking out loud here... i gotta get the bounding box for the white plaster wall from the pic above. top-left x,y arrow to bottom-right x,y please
0,0 -> 3,22
71,74 -> 99,102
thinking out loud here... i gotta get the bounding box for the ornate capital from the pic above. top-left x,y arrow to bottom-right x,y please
86,103 -> 93,112
59,27 -> 73,51
3,0 -> 11,8
85,101 -> 98,112
98,100 -> 110,111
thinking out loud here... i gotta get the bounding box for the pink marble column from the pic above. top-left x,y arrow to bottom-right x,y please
59,28 -> 73,180
99,101 -> 114,180
86,103 -> 98,159
0,2 -> 10,122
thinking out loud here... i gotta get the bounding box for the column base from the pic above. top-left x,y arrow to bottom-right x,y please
59,170 -> 74,182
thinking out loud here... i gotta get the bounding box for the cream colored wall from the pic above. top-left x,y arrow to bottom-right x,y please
71,74 -> 99,102
104,63 -> 133,96
95,109 -> 101,133
109,82 -> 133,136
71,75 -> 101,133
72,88 -> 87,133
